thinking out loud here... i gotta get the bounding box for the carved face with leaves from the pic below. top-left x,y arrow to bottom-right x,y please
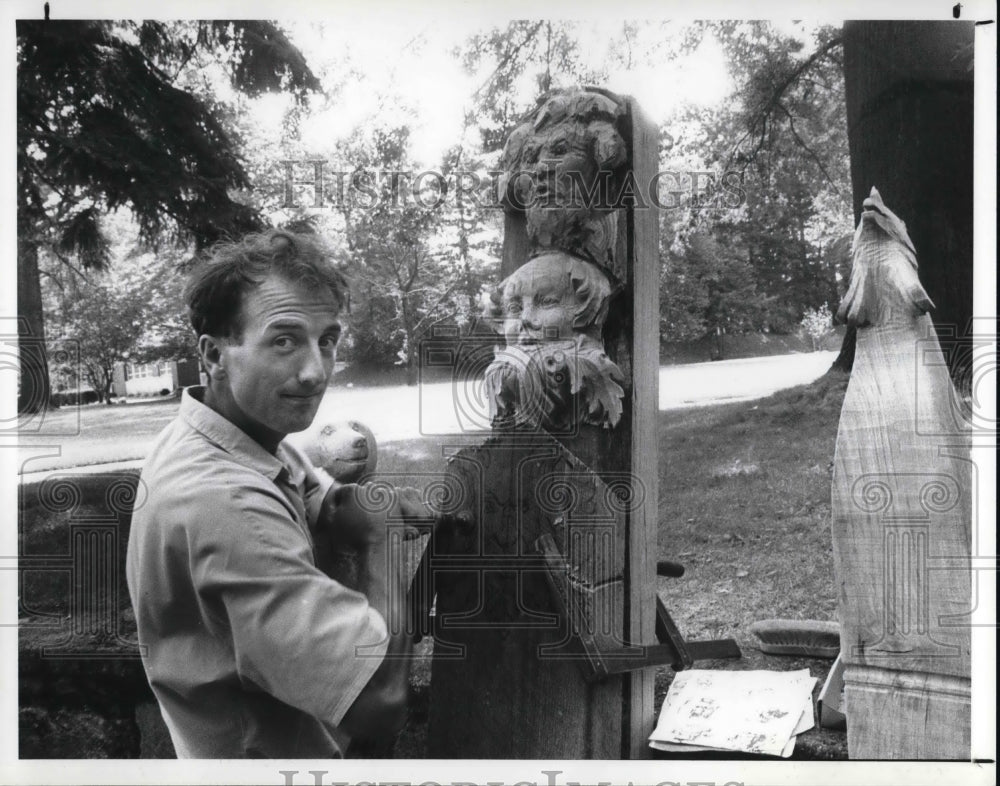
485,252 -> 624,430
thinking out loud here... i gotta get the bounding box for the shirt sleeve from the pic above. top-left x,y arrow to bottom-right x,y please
190,482 -> 388,727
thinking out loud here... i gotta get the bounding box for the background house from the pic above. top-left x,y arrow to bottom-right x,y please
112,358 -> 202,398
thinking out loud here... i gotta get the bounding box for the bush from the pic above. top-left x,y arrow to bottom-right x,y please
49,390 -> 100,407
799,304 -> 834,351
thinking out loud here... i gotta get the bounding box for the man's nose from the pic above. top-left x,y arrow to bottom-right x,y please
298,343 -> 329,387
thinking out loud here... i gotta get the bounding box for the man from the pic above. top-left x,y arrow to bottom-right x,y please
126,230 -> 420,758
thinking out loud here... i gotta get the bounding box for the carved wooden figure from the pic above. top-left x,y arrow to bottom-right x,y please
831,188 -> 972,759
427,88 -> 659,758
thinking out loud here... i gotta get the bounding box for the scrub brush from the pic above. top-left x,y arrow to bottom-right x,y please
749,619 -> 840,658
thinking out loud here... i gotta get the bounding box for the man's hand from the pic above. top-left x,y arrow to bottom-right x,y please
316,483 -> 433,552
311,482 -> 435,605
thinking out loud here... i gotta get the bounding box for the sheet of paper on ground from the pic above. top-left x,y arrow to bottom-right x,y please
649,669 -> 817,757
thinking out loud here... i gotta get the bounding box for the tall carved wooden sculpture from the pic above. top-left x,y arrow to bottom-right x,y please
427,88 -> 659,758
832,188 -> 972,759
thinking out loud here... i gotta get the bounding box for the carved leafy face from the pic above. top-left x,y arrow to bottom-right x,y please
521,124 -> 600,213
499,253 -> 612,346
499,90 -> 627,261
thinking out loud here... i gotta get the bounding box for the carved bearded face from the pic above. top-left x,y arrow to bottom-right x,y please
499,252 -> 612,346
500,90 -> 627,263
522,124 -> 599,210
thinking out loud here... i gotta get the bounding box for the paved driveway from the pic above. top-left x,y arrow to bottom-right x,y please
16,351 -> 837,479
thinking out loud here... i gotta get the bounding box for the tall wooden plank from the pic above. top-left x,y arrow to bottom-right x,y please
831,189 -> 972,759
428,89 -> 660,759
838,21 -> 975,759
624,97 -> 658,757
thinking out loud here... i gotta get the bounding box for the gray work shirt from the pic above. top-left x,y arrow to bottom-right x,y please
126,387 -> 388,758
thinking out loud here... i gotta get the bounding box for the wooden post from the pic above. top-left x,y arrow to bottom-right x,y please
427,91 -> 658,758
831,189 -> 972,759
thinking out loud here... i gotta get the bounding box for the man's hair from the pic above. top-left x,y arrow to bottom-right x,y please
185,230 -> 349,339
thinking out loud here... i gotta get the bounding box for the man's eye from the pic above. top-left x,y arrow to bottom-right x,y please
550,141 -> 568,156
320,334 -> 339,351
274,336 -> 296,349
505,302 -> 522,314
539,296 -> 560,306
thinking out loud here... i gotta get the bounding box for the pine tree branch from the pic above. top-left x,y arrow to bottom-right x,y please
775,102 -> 837,188
471,21 -> 546,102
727,35 -> 844,171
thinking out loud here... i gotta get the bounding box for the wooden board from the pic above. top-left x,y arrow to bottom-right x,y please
427,436 -> 624,758
427,93 -> 659,759
624,96 -> 659,757
831,316 -> 972,758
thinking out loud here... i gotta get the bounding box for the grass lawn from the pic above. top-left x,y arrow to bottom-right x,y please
656,369 -> 847,642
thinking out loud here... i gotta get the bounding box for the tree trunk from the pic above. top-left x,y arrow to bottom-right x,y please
405,348 -> 418,387
17,232 -> 51,414
838,21 -> 974,387
102,369 -> 115,404
831,325 -> 856,372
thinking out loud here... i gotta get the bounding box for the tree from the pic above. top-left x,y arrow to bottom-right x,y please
49,273 -> 147,405
694,21 -> 975,384
661,231 -> 764,358
665,22 -> 851,343
332,127 -> 472,383
40,211 -> 201,404
17,20 -> 319,413
457,21 -> 609,151
800,303 -> 835,351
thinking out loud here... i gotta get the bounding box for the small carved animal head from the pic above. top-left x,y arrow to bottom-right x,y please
302,420 -> 378,484
837,187 -> 934,327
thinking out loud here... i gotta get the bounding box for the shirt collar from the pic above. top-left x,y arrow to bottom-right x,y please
180,386 -> 295,483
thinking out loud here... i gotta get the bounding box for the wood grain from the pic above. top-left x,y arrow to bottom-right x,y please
427,91 -> 660,759
624,96 -> 659,758
831,313 -> 972,758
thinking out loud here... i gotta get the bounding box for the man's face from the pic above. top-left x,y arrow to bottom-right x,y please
207,274 -> 341,450
501,255 -> 580,346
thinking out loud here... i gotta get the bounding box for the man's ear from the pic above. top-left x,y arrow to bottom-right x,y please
198,334 -> 226,381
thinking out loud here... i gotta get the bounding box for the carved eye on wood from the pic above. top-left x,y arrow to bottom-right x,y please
549,139 -> 569,156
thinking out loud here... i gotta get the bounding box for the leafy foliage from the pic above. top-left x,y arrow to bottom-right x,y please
17,19 -> 318,410
457,21 -> 609,151
41,213 -> 197,403
662,22 -> 851,346
799,303 -> 834,351
18,21 -> 317,252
